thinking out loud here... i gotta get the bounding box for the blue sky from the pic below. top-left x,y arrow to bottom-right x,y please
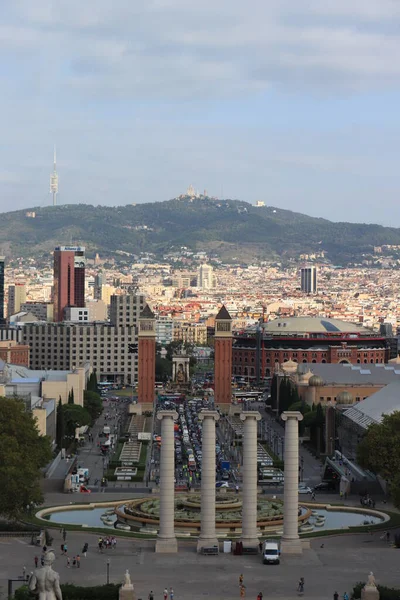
1,0 -> 400,224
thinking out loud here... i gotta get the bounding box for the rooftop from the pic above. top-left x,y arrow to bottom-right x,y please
343,381 -> 400,429
263,316 -> 375,335
298,363 -> 400,386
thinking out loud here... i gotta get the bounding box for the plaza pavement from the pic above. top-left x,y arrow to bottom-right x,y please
1,528 -> 398,600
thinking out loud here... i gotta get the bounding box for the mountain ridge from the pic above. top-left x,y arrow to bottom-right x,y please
0,197 -> 399,265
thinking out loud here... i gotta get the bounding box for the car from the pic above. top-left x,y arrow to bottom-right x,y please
314,481 -> 336,492
298,486 -> 313,494
216,481 -> 229,488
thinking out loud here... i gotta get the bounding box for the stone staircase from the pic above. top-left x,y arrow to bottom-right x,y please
120,415 -> 146,463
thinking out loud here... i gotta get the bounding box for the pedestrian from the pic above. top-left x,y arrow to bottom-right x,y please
170,587 -> 174,599
60,544 -> 64,554
333,593 -> 339,600
67,557 -> 71,568
163,588 -> 168,600
62,529 -> 66,542
386,531 -> 390,542
72,556 -> 76,568
64,544 -> 68,555
82,543 -> 88,557
235,485 -> 239,494
148,592 -> 154,600
40,555 -> 44,566
257,594 -> 263,600
239,574 -> 244,586
343,593 -> 349,600
259,541 -> 263,553
76,554 -> 80,568
34,556 -> 39,568
240,584 -> 246,598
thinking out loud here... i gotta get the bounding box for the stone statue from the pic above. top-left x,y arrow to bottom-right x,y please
123,570 -> 132,588
28,550 -> 62,600
367,572 -> 377,588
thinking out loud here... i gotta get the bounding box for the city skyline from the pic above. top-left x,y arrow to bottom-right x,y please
1,2 -> 400,224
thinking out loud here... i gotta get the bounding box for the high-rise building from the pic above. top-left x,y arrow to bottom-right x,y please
198,264 -> 217,289
8,283 -> 27,317
110,294 -> 146,327
94,272 -> 104,300
0,257 -> 4,325
53,246 -> 86,322
300,266 -> 317,294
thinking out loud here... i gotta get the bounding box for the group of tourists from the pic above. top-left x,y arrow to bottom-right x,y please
97,536 -> 117,552
238,573 -> 263,598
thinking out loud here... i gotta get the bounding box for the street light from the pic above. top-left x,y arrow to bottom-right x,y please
106,559 -> 110,585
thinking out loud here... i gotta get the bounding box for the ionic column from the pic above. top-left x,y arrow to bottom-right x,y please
281,410 -> 303,554
240,411 -> 262,547
197,410 -> 220,552
156,410 -> 178,553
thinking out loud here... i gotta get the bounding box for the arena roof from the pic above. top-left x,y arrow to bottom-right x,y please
263,317 -> 375,335
343,381 -> 400,430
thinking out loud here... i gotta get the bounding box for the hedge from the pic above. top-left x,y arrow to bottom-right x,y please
15,583 -> 120,600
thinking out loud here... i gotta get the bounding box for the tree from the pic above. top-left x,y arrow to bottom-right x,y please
87,372 -> 98,393
358,412 -> 400,507
62,404 -> 91,441
0,398 -> 52,519
83,390 -> 103,422
67,388 -> 74,405
55,397 -> 65,449
270,375 -> 277,410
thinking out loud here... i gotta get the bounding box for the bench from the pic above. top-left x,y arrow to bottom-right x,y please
201,546 -> 219,555
242,546 -> 259,555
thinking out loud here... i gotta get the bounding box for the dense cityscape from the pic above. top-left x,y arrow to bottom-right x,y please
2,2 -> 400,600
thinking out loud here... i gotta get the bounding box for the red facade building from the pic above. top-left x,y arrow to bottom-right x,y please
53,246 -> 85,322
232,317 -> 391,381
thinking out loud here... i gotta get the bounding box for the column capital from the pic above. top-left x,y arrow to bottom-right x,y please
198,409 -> 220,422
281,410 -> 303,422
240,411 -> 261,422
157,410 -> 178,422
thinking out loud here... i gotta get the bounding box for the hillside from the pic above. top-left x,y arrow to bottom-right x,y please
0,197 -> 399,265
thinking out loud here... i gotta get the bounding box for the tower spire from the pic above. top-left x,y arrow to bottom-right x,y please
50,145 -> 59,206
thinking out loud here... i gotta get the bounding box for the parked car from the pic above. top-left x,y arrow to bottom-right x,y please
314,481 -> 336,492
298,486 -> 313,494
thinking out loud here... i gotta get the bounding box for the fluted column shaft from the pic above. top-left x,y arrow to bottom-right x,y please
281,410 -> 303,554
240,411 -> 261,546
156,410 -> 178,553
197,410 -> 219,551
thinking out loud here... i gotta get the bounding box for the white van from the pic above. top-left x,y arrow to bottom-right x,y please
262,541 -> 280,565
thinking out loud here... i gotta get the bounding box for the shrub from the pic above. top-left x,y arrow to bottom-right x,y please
15,583 -> 120,600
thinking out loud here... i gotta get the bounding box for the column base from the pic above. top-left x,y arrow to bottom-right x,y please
155,537 -> 178,553
240,536 -> 259,549
119,586 -> 136,600
280,537 -> 303,555
197,537 -> 219,553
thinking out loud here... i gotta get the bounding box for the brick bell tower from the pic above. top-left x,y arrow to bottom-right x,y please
138,304 -> 156,409
214,305 -> 233,411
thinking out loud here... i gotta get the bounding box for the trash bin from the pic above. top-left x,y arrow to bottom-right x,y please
223,541 -> 232,553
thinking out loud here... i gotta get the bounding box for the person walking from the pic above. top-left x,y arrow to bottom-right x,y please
239,574 -> 244,586
333,592 -> 339,600
34,556 -> 39,568
163,588 -> 168,600
76,555 -> 81,568
82,543 -> 88,557
62,529 -> 66,542
343,593 -> 349,600
148,592 -> 154,600
240,584 -> 246,598
170,587 -> 174,599
257,594 -> 263,600
66,557 -> 70,569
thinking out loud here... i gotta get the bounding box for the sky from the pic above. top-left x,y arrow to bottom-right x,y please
1,0 -> 400,225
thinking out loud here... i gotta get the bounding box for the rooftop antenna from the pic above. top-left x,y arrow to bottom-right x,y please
50,146 -> 59,206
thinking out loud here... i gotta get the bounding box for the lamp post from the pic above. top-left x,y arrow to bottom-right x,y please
106,559 -> 110,584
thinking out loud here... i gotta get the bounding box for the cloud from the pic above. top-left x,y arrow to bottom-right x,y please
3,0 -> 400,99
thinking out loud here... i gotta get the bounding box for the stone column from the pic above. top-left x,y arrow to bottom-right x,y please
156,410 -> 178,553
281,411 -> 303,554
197,410 -> 220,552
240,411 -> 262,547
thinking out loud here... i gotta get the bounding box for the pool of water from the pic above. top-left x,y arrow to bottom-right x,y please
44,505 -> 385,532
46,508 -> 118,529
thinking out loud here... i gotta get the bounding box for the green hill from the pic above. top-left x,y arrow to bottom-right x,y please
0,197 -> 398,265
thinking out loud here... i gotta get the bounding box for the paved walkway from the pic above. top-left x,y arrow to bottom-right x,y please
1,528 -> 398,599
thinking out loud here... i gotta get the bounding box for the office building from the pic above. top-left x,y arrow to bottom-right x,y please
94,272 -> 104,300
0,257 -> 4,325
110,294 -> 146,327
197,264 -> 217,289
53,246 -> 86,322
8,283 -> 27,317
22,322 -> 138,384
300,266 -> 317,293
156,316 -> 174,345
20,302 -> 53,322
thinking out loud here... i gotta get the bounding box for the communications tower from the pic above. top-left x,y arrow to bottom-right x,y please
50,147 -> 58,206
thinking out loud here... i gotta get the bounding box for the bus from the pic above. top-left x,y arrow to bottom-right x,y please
233,391 -> 264,403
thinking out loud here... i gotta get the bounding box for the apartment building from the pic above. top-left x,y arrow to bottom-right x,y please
173,322 -> 207,345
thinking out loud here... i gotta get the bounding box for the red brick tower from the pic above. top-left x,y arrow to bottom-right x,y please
138,304 -> 156,408
214,305 -> 233,410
